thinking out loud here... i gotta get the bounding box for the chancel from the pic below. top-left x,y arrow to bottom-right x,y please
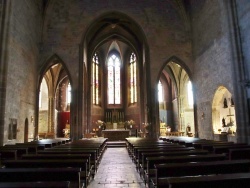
1,0 -> 250,187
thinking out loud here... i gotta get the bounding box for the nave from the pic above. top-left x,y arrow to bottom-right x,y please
2,136 -> 250,187
88,147 -> 145,188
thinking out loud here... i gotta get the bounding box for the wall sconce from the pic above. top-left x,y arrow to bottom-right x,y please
31,116 -> 34,123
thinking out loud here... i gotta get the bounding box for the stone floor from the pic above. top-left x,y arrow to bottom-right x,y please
88,147 -> 145,188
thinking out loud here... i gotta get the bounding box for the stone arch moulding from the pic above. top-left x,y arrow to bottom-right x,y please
35,54 -> 73,140
38,54 -> 73,87
155,56 -> 196,138
81,11 -> 151,136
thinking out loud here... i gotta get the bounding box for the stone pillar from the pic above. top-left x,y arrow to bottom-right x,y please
48,97 -> 55,133
0,0 -> 10,145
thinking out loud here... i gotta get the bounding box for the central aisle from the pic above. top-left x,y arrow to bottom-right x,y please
88,147 -> 145,188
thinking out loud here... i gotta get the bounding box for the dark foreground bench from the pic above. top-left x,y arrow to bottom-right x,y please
0,181 -> 70,188
144,154 -> 226,186
161,172 -> 250,188
21,153 -> 92,178
139,149 -> 208,174
0,168 -> 80,188
154,159 -> 250,187
37,149 -> 98,176
229,148 -> 250,160
2,159 -> 88,188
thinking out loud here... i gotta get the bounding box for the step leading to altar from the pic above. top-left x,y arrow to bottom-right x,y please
106,141 -> 127,148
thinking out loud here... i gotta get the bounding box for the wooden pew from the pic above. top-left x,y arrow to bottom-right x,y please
139,149 -> 208,176
3,144 -> 42,154
21,153 -> 92,178
0,168 -> 80,188
132,145 -> 187,163
161,137 -> 204,145
154,159 -> 250,188
229,148 -> 250,160
52,145 -> 101,159
0,181 -> 70,188
192,141 -> 234,150
125,138 -> 165,156
0,149 -> 17,160
129,143 -> 179,158
2,159 -> 88,188
0,147 -> 28,159
201,143 -> 248,153
144,154 -> 226,186
160,172 -> 250,188
135,147 -> 195,167
213,144 -> 250,154
37,149 -> 98,177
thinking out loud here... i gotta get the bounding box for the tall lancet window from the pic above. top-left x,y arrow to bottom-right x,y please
67,83 -> 71,104
92,53 -> 100,105
108,54 -> 121,104
187,80 -> 193,108
158,81 -> 163,102
130,53 -> 137,104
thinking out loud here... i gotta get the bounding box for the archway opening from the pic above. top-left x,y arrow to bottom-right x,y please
212,86 -> 236,136
38,63 -> 71,139
83,12 -> 149,138
158,61 -> 195,137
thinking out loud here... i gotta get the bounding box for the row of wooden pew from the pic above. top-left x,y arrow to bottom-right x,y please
0,137 -> 107,188
126,136 -> 250,188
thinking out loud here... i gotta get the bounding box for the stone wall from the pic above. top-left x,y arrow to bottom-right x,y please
1,0 -> 248,142
236,0 -> 250,142
191,0 -> 235,139
0,0 -> 7,145
41,0 -> 192,94
2,0 -> 42,144
237,0 -> 250,87
41,0 -> 192,139
38,110 -> 48,134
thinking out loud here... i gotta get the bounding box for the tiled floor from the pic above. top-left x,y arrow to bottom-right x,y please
88,147 -> 145,188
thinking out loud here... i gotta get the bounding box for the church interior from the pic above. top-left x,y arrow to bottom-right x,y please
1,0 -> 250,187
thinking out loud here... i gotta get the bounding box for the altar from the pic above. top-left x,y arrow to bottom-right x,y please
102,129 -> 130,141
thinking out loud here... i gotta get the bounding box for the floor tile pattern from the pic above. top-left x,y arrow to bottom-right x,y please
88,148 -> 145,188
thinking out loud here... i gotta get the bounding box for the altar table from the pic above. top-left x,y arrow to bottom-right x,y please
102,129 -> 130,141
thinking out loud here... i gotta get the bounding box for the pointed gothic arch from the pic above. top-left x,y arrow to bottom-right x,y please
81,12 -> 150,135
35,54 -> 73,139
212,86 -> 237,141
156,57 -> 195,137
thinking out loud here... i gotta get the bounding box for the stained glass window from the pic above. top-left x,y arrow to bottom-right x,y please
92,53 -> 100,105
67,83 -> 71,104
158,81 -> 163,102
108,54 -> 121,104
187,80 -> 193,107
130,53 -> 137,104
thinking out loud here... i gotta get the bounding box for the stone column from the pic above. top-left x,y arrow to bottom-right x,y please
48,97 -> 55,133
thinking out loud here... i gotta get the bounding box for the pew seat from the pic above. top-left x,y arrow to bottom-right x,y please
0,181 -> 70,188
2,159 -> 88,188
158,172 -> 250,188
153,159 -> 250,187
0,168 -> 80,188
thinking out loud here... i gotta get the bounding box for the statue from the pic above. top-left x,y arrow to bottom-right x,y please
231,98 -> 234,106
222,117 -> 226,127
223,98 -> 228,108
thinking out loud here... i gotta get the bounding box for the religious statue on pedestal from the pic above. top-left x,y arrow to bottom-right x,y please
222,117 -> 226,127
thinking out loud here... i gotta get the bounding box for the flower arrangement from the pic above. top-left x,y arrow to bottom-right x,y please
96,120 -> 106,130
124,120 -> 135,129
127,119 -> 135,125
96,120 -> 104,125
